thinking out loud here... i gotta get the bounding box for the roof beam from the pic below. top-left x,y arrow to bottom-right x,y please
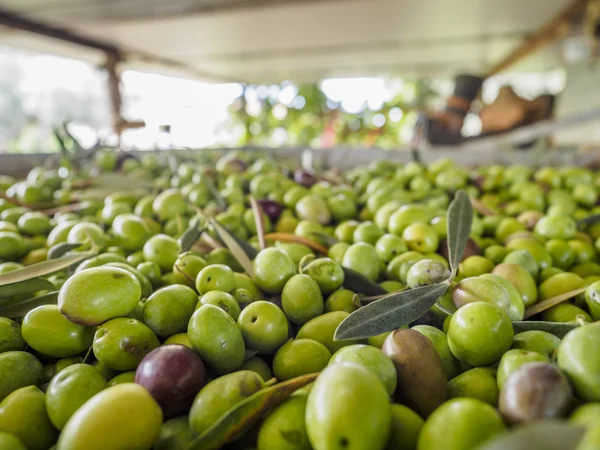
486,0 -> 589,76
0,6 -> 243,83
0,6 -> 120,56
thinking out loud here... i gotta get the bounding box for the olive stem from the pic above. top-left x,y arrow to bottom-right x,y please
82,345 -> 94,364
265,378 -> 278,387
575,315 -> 588,327
354,293 -> 387,308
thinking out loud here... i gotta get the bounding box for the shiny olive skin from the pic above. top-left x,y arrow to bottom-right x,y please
417,397 -> 505,450
296,311 -> 360,354
447,367 -> 499,406
188,304 -> 246,375
45,364 -> 107,430
199,290 -> 241,320
281,274 -> 324,325
22,305 -> 95,358
58,267 -> 142,327
330,344 -> 397,395
301,257 -> 345,295
142,234 -> 180,272
557,322 -> 600,402
237,301 -> 288,355
252,248 -> 297,294
342,242 -> 381,282
305,362 -> 391,450
447,302 -> 514,367
141,285 -> 198,338
273,338 -> 331,381
93,318 -> 160,371
195,264 -> 236,294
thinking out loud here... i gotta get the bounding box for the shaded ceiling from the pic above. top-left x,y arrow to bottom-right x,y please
0,0 -> 575,83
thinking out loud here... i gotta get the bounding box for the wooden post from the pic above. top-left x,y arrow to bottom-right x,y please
104,53 -> 145,146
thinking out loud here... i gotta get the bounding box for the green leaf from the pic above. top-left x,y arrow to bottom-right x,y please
0,291 -> 59,318
0,250 -> 96,287
0,278 -> 55,298
215,229 -> 259,260
446,190 -> 473,275
178,220 -> 206,254
186,373 -> 318,450
244,349 -> 258,360
334,281 -> 450,340
523,287 -> 587,319
512,321 -> 578,338
478,420 -> 585,450
577,214 -> 600,229
47,242 -> 85,260
342,267 -> 387,296
211,219 -> 255,277
204,178 -> 227,210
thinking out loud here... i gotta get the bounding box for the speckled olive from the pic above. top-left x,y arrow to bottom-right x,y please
93,318 -> 160,371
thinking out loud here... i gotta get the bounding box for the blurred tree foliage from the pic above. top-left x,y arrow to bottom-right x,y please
226,80 -> 441,149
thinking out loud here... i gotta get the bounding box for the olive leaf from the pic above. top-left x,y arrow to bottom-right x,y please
478,420 -> 585,450
577,214 -> 600,229
0,250 -> 96,287
186,373 -> 318,450
204,178 -> 227,210
342,267 -> 387,296
334,281 -> 450,340
210,219 -> 255,277
47,242 -> 85,260
0,278 -> 55,298
263,233 -> 329,254
0,291 -> 59,318
178,220 -> 206,254
249,196 -> 266,250
447,190 -> 473,275
523,287 -> 587,319
214,228 -> 259,260
512,321 -> 578,338
244,349 -> 258,360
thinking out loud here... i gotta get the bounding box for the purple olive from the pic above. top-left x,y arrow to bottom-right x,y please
294,169 -> 317,187
135,345 -> 207,418
257,199 -> 284,221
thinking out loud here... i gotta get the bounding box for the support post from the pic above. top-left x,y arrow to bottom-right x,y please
104,53 -> 145,145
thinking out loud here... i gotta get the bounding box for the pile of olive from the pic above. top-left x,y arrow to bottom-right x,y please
0,151 -> 599,450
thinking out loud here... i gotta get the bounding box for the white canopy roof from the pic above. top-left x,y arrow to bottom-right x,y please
0,0 -> 575,83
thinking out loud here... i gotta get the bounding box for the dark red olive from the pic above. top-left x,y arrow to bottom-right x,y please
294,169 -> 317,187
135,344 -> 207,418
257,199 -> 283,221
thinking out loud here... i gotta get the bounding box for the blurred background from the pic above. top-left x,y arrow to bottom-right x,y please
0,0 -> 598,153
